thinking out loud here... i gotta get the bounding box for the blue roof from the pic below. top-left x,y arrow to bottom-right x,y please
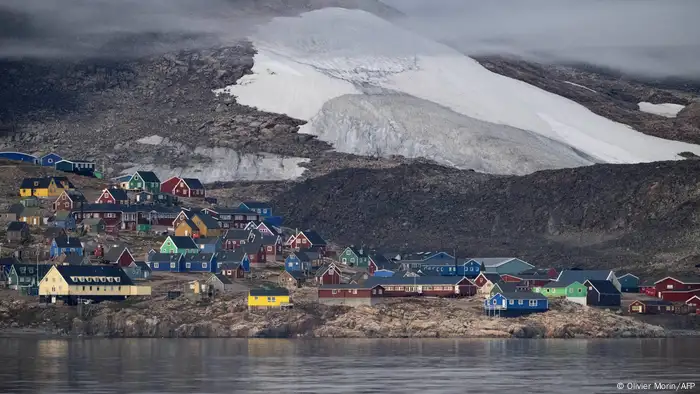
557,270 -> 613,286
585,280 -> 621,295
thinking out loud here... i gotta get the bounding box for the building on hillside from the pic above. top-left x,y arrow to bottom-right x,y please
654,277 -> 700,303
50,210 -> 76,230
473,272 -> 503,296
104,247 -> 136,267
556,270 -> 621,291
6,221 -> 30,244
584,280 -> 621,307
339,246 -> 369,267
278,270 -> 307,289
290,230 -> 327,251
206,273 -> 233,293
484,292 -> 549,316
640,280 -> 657,297
617,273 -> 640,292
367,254 -> 398,276
628,299 -> 675,314
20,176 -> 75,197
50,235 -> 83,258
39,265 -> 151,304
8,264 -> 52,294
216,250 -> 251,273
40,153 -> 62,167
195,237 -> 222,253
489,281 -> 526,296
19,207 -> 43,226
147,253 -> 186,272
318,283 -> 386,306
182,253 -> 217,273
285,251 -> 314,273
239,202 -> 273,217
363,276 -> 477,298
95,188 -> 130,205
122,261 -> 152,281
315,263 -> 342,286
54,159 -> 96,176
127,171 -> 161,193
53,190 -> 87,211
218,262 -> 246,280
161,176 -> 206,198
534,281 -> 588,305
247,288 -> 291,310
500,272 -> 552,288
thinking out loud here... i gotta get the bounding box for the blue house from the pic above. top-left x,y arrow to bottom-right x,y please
51,211 -> 76,231
285,251 -> 312,273
456,259 -> 482,278
419,261 -> 458,276
0,152 -> 38,164
484,292 -> 549,316
239,201 -> 273,217
195,237 -> 222,253
40,153 -> 62,167
55,159 -> 96,176
215,250 -> 250,272
182,253 -> 217,272
50,235 -> 83,258
147,253 -> 186,272
617,273 -> 640,293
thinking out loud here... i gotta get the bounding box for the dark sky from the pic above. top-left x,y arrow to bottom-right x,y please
1,0 -> 698,78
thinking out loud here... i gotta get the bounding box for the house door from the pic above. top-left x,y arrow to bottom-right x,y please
502,299 -> 507,308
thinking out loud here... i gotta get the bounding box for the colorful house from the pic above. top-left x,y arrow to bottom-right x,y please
147,253 -> 186,272
484,292 -> 549,316
654,277 -> 700,303
175,219 -> 200,237
285,251 -> 314,273
489,281 -> 524,296
183,253 -> 217,272
278,270 -> 307,289
51,210 -> 76,230
290,230 -> 327,251
584,280 -> 622,307
122,261 -> 152,281
247,288 -> 291,309
473,272 -> 503,296
457,259 -> 482,278
161,176 -> 206,198
40,153 -> 62,167
160,236 -> 199,254
239,202 -> 273,217
216,250 -> 251,272
50,235 -> 83,258
368,254 -> 398,276
616,273 -> 640,293
39,265 -> 151,304
639,279 -> 657,297
318,283 -> 386,306
127,171 -> 161,193
191,213 -> 222,237
95,188 -> 130,205
20,176 -> 75,197
315,263 -> 342,285
55,159 -> 96,175
421,251 -> 455,263
219,262 -> 246,280
195,237 -> 222,253
104,247 -> 136,267
629,299 -> 675,314
535,281 -> 588,305
363,276 -> 477,297
339,246 -> 369,267
8,264 -> 52,294
556,270 -> 621,291
468,257 -> 535,275
53,190 -> 87,211
19,207 -> 43,226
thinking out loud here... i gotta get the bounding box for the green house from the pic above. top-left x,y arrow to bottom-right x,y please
339,246 -> 369,267
160,236 -> 199,255
128,171 -> 161,194
8,264 -> 52,295
535,281 -> 588,304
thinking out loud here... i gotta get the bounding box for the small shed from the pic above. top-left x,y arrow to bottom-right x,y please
278,270 -> 307,289
6,221 -> 30,244
206,273 -> 234,293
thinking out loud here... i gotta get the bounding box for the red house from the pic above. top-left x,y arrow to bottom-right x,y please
686,295 -> 700,309
243,241 -> 267,266
315,263 -> 341,285
104,246 -> 135,267
222,229 -> 255,250
260,235 -> 283,262
317,284 -> 386,306
368,277 -> 476,297
161,176 -> 206,198
53,190 -> 87,211
473,272 -> 502,288
290,230 -> 327,251
655,277 -> 700,302
639,280 -> 657,297
95,188 -> 129,205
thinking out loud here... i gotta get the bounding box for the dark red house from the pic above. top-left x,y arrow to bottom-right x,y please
53,190 -> 87,211
290,230 -> 327,251
473,272 -> 502,288
161,176 -> 206,198
104,246 -> 135,267
260,235 -> 283,262
243,241 -> 267,266
364,276 -> 476,297
95,188 -> 129,205
222,229 -> 255,250
655,277 -> 700,302
317,284 -> 386,306
315,263 -> 341,285
639,280 -> 657,297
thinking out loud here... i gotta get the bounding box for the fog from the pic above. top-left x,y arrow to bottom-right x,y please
1,0 -> 699,78
381,0 -> 700,78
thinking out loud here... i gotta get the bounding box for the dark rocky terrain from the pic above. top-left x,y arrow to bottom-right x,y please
271,160 -> 700,277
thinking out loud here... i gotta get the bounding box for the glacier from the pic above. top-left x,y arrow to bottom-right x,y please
215,8 -> 700,174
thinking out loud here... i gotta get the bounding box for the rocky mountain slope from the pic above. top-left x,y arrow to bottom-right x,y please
270,160 -> 700,276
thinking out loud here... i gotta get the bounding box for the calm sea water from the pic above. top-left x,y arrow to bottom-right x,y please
0,338 -> 698,394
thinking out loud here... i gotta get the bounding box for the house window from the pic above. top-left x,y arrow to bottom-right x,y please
350,258 -> 355,263
97,287 -> 100,291
372,289 -> 376,294
332,289 -> 338,295
492,299 -> 497,305
518,300 -> 524,305
288,263 -> 293,267
529,300 -> 537,306
578,288 -> 582,293
508,300 -> 514,305
186,263 -> 191,269
202,263 -> 208,269
154,263 -> 159,269
82,286 -> 85,291
170,262 -> 176,268
342,258 -> 347,263
352,289 -> 358,294
666,284 -> 674,289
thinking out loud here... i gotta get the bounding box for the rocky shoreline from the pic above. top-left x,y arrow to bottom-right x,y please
0,293 -> 692,339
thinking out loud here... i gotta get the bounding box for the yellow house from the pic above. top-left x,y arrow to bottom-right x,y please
39,265 -> 151,304
248,288 -> 292,310
191,213 -> 222,237
19,207 -> 43,226
20,176 -> 75,197
174,219 -> 199,237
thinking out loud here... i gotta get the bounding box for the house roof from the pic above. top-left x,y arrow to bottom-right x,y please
218,262 -> 242,271
211,273 -> 232,284
167,236 -> 198,249
182,178 -> 205,190
495,292 -> 548,300
241,201 -> 272,210
284,270 -> 307,280
249,288 -> 289,297
55,265 -> 134,286
585,280 -> 621,295
617,273 -> 639,280
350,271 -> 370,282
20,207 -> 41,217
62,254 -> 87,265
543,280 -> 584,288
222,229 -> 251,240
184,253 -> 215,263
64,190 -> 87,202
10,263 -> 52,278
54,210 -> 72,220
480,273 -> 503,284
181,219 -> 199,231
556,270 -> 614,286
20,177 -> 50,189
653,276 -> 700,285
104,247 -> 130,263
364,276 -> 472,287
315,264 -> 339,278
300,230 -> 326,246
105,188 -> 129,201
320,283 -> 380,290
193,213 -> 220,229
260,235 -> 280,246
132,261 -> 152,271
147,253 -> 184,263
135,171 -> 160,183
216,250 -> 247,263
43,227 -> 65,238
6,221 -> 27,232
633,299 -> 674,306
492,282 -> 519,293
53,235 -> 82,248
345,246 -> 368,258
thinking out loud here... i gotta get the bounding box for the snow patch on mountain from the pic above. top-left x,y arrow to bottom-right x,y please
638,102 -> 685,118
217,7 -> 700,173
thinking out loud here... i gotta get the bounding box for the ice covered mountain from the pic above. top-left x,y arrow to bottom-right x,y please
216,8 -> 700,175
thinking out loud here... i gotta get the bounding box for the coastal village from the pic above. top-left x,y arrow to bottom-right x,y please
0,150 -> 699,336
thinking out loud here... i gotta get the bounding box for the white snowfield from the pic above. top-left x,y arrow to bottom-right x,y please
638,102 -> 686,118
215,8 -> 700,174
